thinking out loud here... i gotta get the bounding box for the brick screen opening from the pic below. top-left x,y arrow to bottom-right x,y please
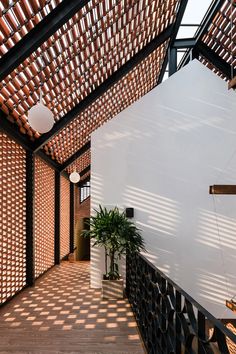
0,132 -> 26,304
35,157 -> 55,278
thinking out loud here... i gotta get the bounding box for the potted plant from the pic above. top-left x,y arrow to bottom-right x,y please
82,205 -> 145,299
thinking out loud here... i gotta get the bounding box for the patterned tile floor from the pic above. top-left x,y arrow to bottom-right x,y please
0,262 -> 145,354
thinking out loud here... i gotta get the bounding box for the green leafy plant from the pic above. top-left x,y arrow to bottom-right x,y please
82,205 -> 145,280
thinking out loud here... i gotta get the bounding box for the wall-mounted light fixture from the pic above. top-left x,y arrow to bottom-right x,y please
125,208 -> 134,218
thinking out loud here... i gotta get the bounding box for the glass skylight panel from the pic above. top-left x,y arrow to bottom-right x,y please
177,0 -> 213,39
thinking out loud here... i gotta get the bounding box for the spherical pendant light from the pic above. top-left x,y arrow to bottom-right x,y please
69,171 -> 80,183
28,101 -> 54,134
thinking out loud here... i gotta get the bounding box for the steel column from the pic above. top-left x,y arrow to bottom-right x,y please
25,151 -> 35,286
54,171 -> 61,265
158,0 -> 189,84
69,182 -> 74,254
169,47 -> 178,76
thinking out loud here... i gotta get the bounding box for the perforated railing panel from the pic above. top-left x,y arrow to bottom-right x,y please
0,132 -> 26,305
60,175 -> 70,259
35,157 -> 55,278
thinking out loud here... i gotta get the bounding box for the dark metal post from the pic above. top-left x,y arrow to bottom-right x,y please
26,151 -> 35,286
169,47 -> 177,76
175,290 -> 182,353
70,182 -> 75,254
198,311 -> 206,354
54,171 -> 60,265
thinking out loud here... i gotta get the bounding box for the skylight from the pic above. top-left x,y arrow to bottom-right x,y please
177,0 -> 213,39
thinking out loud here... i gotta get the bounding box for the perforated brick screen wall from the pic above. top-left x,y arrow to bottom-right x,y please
0,132 -> 26,304
35,157 -> 55,278
60,175 -> 70,259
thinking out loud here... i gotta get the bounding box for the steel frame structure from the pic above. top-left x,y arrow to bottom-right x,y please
0,0 -> 232,179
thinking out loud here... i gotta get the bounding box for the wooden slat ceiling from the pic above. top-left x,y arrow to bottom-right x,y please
200,0 -> 236,78
0,0 -> 63,57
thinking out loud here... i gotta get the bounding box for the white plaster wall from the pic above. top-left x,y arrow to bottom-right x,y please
91,60 -> 236,319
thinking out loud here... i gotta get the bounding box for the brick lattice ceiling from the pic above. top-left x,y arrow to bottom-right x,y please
0,0 -> 234,175
0,0 -> 63,56
200,0 -> 236,78
0,0 -> 178,141
66,149 -> 91,175
47,42 -> 167,164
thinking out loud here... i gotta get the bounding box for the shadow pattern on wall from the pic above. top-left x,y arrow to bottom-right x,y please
126,253 -> 236,353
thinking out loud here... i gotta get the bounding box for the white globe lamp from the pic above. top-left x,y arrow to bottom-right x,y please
69,171 -> 80,184
28,91 -> 54,134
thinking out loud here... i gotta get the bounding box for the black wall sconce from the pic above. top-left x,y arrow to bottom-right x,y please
125,208 -> 134,218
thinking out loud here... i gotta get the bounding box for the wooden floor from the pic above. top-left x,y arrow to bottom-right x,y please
0,262 -> 145,354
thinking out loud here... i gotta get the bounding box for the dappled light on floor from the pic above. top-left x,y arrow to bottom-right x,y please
0,262 -> 144,353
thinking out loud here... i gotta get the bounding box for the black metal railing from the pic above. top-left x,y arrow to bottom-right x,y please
126,253 -> 236,354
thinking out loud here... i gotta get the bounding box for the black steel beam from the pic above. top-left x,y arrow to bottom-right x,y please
80,164 -> 90,179
173,38 -> 196,49
78,173 -> 90,187
59,141 -> 91,172
194,0 -> 225,42
158,0 -> 189,84
26,151 -> 35,286
196,41 -> 236,79
0,111 -> 34,151
37,150 -> 61,171
0,0 -> 89,82
63,164 -> 90,184
33,24 -> 173,152
0,108 -> 63,171
54,171 -> 60,265
178,0 -> 225,69
69,183 -> 75,254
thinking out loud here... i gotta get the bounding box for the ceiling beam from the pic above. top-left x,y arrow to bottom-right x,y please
32,24 -> 174,152
36,150 -> 62,171
59,141 -> 91,172
78,173 -> 90,187
178,0 -> 225,69
0,110 -> 34,151
194,0 -> 225,43
0,0 -> 89,82
196,41 -> 236,79
0,109 -> 63,171
157,0 -> 189,84
80,165 -> 90,179
173,38 -> 196,49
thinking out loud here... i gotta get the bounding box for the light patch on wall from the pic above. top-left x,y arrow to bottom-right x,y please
123,185 -> 181,236
197,209 -> 236,250
90,172 -> 104,212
